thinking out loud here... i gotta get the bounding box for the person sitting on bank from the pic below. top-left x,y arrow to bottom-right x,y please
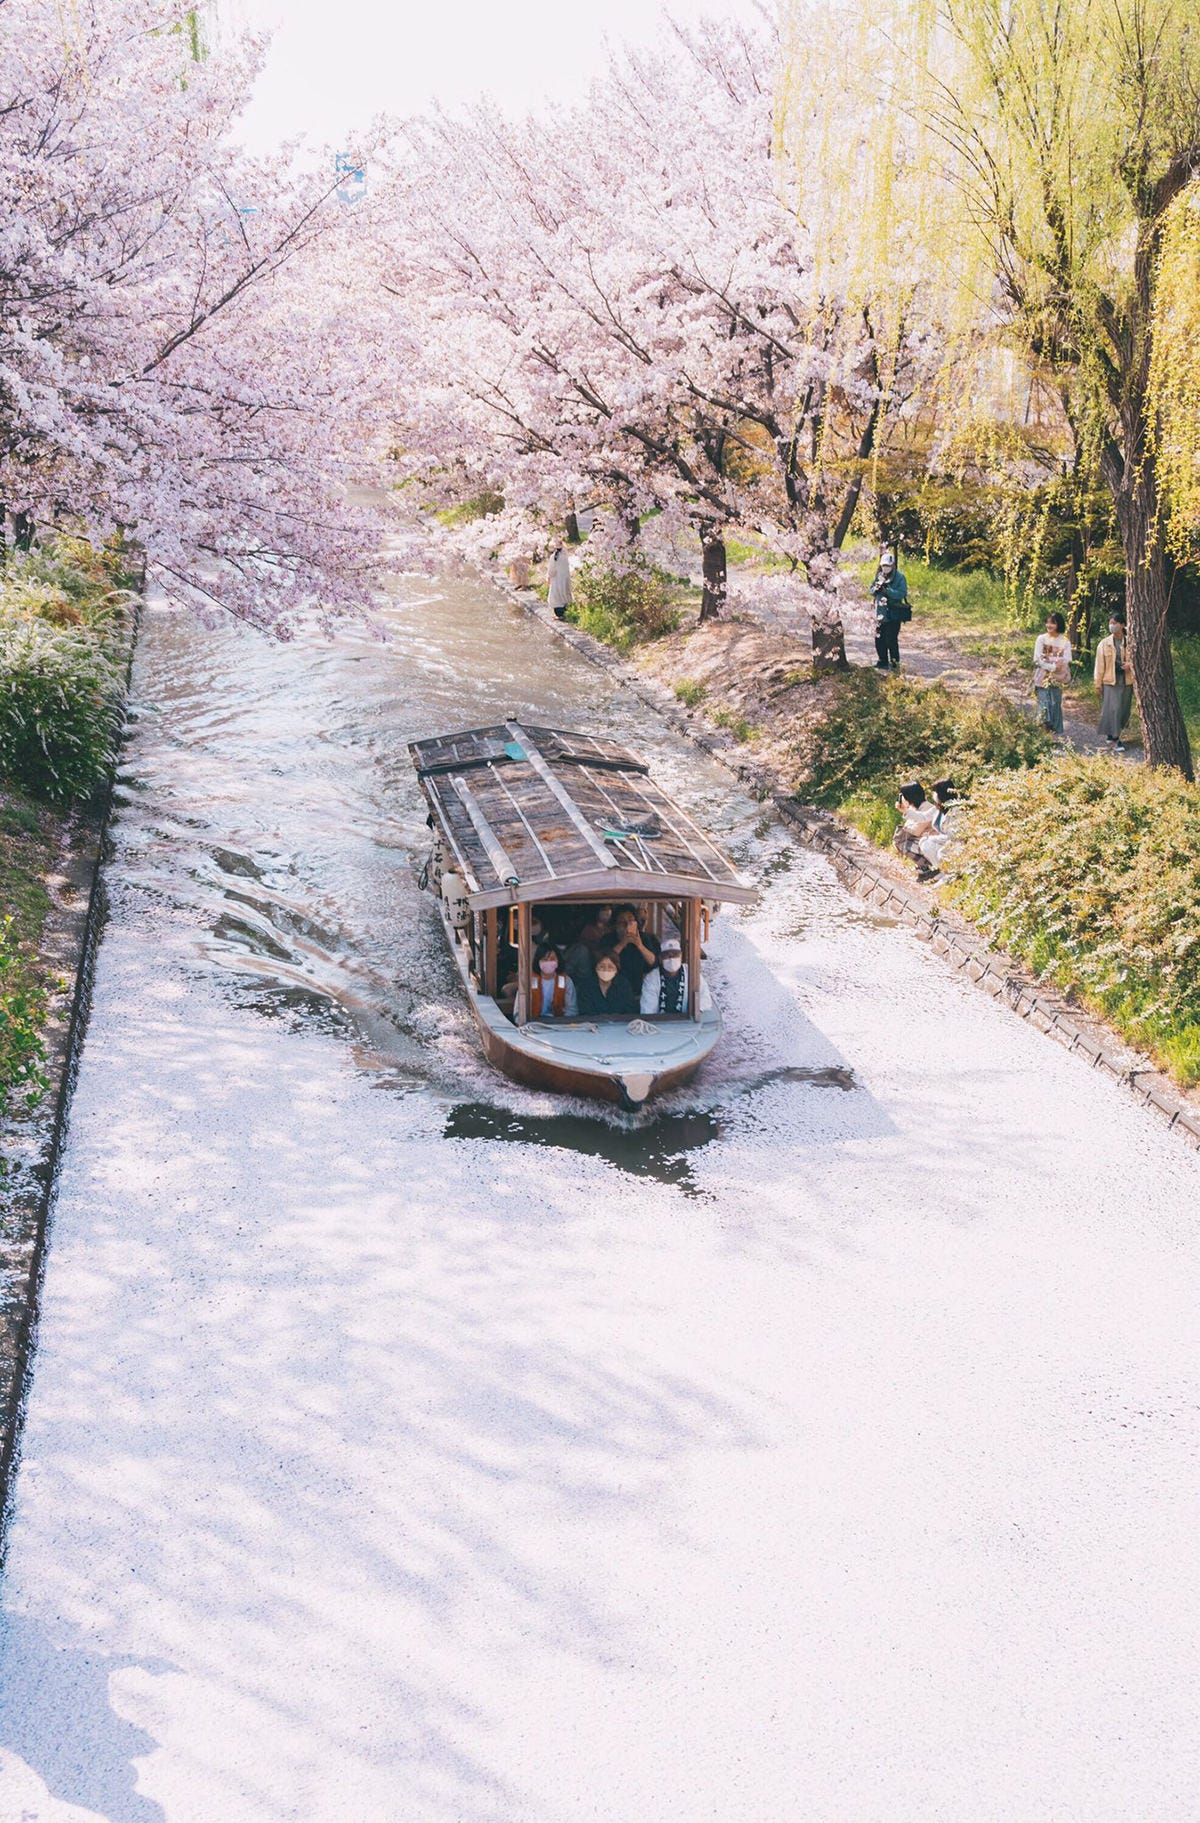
639,935 -> 712,1016
1094,611 -> 1135,753
576,947 -> 637,1017
613,903 -> 661,989
893,782 -> 939,864
529,945 -> 578,1019
915,779 -> 959,875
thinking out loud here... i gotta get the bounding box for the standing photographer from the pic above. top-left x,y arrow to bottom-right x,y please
871,546 -> 910,670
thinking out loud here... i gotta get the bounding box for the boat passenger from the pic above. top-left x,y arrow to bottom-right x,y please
576,948 -> 637,1017
562,918 -> 603,981
529,946 -> 578,1019
640,936 -> 712,1016
612,903 -> 661,989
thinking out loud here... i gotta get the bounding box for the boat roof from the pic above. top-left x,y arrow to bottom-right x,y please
410,721 -> 757,910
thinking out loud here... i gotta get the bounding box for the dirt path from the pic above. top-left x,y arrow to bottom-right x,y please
729,562 -> 1141,761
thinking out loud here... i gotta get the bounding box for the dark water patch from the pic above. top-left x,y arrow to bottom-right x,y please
741,1063 -> 856,1093
228,980 -> 358,1037
210,845 -> 266,882
443,1102 -> 722,1199
211,912 -> 293,963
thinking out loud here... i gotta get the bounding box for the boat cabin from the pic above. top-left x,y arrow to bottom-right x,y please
410,720 -> 756,1104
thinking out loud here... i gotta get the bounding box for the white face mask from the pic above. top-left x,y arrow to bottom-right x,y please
539,960 -> 557,976
597,970 -> 617,987
662,956 -> 682,974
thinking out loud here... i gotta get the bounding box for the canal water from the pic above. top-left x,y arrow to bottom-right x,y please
106,567 -> 866,1162
2,566 -> 1198,1822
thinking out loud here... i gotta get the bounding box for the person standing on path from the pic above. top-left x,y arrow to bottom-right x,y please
1094,612 -> 1135,752
1033,612 -> 1072,735
871,547 -> 910,670
548,544 -> 573,620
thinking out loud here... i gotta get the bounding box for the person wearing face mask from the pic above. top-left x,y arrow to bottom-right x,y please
639,935 -> 712,1016
529,945 -> 578,1019
576,946 -> 637,1017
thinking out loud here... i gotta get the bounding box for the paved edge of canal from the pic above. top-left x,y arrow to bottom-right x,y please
505,577 -> 1200,1154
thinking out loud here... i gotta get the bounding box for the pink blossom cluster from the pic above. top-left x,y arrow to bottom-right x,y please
377,18 -> 933,591
0,1 -> 395,629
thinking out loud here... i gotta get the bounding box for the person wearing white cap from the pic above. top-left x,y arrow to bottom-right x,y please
639,934 -> 712,1016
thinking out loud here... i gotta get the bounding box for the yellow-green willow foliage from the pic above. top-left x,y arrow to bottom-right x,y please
1149,186 -> 1200,558
780,0 -> 1200,773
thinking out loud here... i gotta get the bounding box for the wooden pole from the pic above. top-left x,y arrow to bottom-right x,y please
686,898 -> 702,1021
484,908 -> 498,996
516,903 -> 531,1025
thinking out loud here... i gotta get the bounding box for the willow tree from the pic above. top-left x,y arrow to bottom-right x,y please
793,0 -> 1200,774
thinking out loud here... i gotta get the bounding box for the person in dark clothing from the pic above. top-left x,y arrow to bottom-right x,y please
871,547 -> 910,670
576,948 -> 637,1017
612,903 -> 660,989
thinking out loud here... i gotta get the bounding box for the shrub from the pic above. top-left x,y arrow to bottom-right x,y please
567,557 -> 680,651
674,679 -> 707,707
0,613 -> 122,803
0,915 -> 48,1119
1,537 -> 133,633
800,669 -> 1051,813
948,755 -> 1200,1083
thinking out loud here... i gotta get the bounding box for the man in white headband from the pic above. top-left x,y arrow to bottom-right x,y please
639,935 -> 711,1016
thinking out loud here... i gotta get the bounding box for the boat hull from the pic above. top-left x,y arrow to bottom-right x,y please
476,1012 -> 717,1107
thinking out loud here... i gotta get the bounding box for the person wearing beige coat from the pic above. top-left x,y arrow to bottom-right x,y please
1094,614 -> 1135,750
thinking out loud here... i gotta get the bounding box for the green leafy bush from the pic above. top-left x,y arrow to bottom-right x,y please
567,558 -> 680,652
948,756 -> 1200,1083
0,613 -> 122,803
1,537 -> 134,632
0,915 -> 48,1119
800,670 -> 1051,814
674,679 -> 707,707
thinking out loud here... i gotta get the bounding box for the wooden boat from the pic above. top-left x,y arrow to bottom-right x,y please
410,721 -> 757,1107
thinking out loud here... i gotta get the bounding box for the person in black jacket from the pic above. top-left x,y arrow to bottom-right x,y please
576,948 -> 637,1016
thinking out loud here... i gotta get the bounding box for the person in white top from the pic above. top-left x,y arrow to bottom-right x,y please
893,782 -> 939,864
639,936 -> 712,1015
1033,611 -> 1072,735
547,545 -> 573,620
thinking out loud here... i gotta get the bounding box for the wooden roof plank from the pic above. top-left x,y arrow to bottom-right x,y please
505,722 -> 620,874
410,721 -> 754,905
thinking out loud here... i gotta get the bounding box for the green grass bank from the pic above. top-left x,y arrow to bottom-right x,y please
0,536 -> 134,1120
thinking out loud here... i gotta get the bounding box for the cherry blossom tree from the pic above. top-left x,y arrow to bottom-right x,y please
0,0 -> 393,630
378,18 -> 932,634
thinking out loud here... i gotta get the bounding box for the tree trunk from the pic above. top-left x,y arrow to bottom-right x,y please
698,523 -> 727,623
565,510 -> 581,544
832,394 -> 883,550
1116,489 -> 1193,776
12,510 -> 33,551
